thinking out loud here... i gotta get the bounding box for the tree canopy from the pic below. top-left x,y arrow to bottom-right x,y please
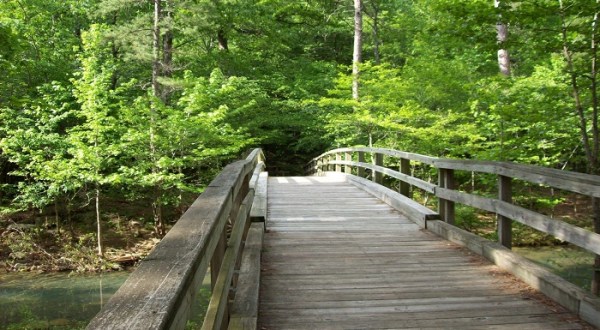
1,0 -> 598,252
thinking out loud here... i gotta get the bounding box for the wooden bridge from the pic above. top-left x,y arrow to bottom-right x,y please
87,148 -> 600,329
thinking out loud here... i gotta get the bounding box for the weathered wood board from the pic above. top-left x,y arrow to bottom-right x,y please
257,176 -> 589,329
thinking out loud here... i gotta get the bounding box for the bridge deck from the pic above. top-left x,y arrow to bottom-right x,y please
257,176 -> 585,329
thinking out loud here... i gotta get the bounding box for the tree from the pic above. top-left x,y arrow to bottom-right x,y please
70,24 -> 122,256
495,0 -> 511,76
555,0 -> 600,294
352,0 -> 363,101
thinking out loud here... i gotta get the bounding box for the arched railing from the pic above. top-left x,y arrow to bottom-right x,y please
307,147 -> 600,327
87,148 -> 267,330
307,147 -> 600,254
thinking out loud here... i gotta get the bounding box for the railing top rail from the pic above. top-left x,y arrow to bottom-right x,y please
314,147 -> 437,165
245,148 -> 265,165
311,147 -> 600,197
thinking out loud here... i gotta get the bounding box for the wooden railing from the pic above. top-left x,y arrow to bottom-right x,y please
307,147 -> 600,257
87,148 -> 266,330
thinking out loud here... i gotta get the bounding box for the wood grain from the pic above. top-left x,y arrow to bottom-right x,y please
257,176 -> 587,329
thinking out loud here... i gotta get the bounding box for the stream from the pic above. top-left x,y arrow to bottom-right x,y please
514,245 -> 594,291
0,270 -> 211,329
0,271 -> 130,329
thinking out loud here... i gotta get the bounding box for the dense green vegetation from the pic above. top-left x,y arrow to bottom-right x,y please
0,0 -> 598,270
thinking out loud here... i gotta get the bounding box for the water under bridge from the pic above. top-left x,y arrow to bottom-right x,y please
87,148 -> 600,329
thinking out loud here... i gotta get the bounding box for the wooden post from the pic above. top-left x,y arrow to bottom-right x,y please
358,151 -> 366,178
335,153 -> 342,172
438,168 -> 455,225
211,227 -> 227,290
373,153 -> 383,184
399,158 -> 410,197
344,152 -> 352,174
316,158 -> 322,175
327,154 -> 334,172
498,175 -> 512,248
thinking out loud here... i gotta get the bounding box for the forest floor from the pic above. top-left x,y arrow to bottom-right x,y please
0,190 -> 593,274
0,197 -> 191,273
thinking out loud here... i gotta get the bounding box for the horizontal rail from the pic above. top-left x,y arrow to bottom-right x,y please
308,147 -> 600,277
329,160 -> 435,193
87,149 -> 266,330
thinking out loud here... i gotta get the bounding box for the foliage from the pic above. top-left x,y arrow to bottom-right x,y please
0,0 -> 599,274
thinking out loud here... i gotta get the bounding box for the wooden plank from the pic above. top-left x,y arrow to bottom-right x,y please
258,176 -> 590,329
428,219 -> 600,328
228,223 -> 264,330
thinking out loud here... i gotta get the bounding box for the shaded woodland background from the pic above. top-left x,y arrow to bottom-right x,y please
0,0 -> 598,260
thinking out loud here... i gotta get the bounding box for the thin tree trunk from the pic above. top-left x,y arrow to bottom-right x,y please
96,186 -> 103,257
495,0 -> 511,76
592,2 -> 599,170
591,0 -> 600,296
152,0 -> 161,99
151,0 -> 163,236
368,1 -> 381,65
560,0 -> 600,294
54,199 -> 60,235
152,189 -> 165,237
162,0 -> 173,104
559,0 -> 594,167
352,0 -> 363,101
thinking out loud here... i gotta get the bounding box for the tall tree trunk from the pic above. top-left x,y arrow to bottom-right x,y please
151,0 -> 164,236
367,1 -> 381,65
592,1 -> 600,169
162,0 -> 173,104
591,0 -> 600,296
152,0 -> 162,100
352,0 -> 363,101
217,29 -> 229,51
495,0 -> 511,76
559,0 -> 594,167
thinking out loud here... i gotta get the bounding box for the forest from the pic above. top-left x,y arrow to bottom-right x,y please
0,0 -> 599,273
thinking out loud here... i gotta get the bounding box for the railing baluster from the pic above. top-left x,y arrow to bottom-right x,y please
438,168 -> 455,224
399,158 -> 410,197
358,151 -> 366,178
345,152 -> 352,174
498,175 -> 512,248
373,153 -> 383,184
336,153 -> 342,172
316,157 -> 323,175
